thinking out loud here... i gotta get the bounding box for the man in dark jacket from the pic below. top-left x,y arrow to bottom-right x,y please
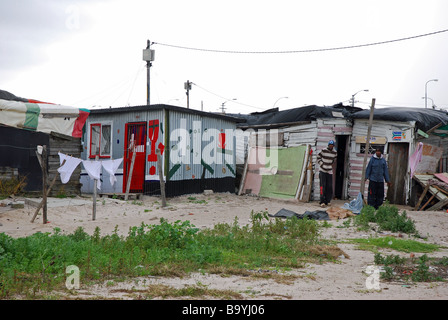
365,148 -> 391,209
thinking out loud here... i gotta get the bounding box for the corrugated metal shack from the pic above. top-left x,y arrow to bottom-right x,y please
80,104 -> 243,197
350,107 -> 448,207
234,104 -> 360,201
234,104 -> 448,208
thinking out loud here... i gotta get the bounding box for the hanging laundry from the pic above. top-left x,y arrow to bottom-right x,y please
101,158 -> 123,186
57,152 -> 82,184
82,160 -> 102,190
409,142 -> 423,178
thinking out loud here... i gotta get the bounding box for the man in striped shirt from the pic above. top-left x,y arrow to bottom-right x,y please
317,140 -> 337,207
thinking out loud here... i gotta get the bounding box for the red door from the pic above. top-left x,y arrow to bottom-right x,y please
123,122 -> 147,193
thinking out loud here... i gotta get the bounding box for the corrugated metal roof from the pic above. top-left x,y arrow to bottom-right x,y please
89,104 -> 245,123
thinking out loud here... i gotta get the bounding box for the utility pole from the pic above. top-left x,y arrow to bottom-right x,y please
184,80 -> 192,108
360,98 -> 376,200
143,40 -> 155,106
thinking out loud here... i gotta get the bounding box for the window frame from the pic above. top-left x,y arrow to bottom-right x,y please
89,122 -> 112,159
360,143 -> 385,155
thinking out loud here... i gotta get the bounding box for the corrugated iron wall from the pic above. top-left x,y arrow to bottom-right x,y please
349,119 -> 415,202
81,107 -> 237,195
167,110 -> 236,180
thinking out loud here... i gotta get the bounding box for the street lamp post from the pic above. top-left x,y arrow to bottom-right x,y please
351,89 -> 369,107
425,79 -> 438,109
273,96 -> 288,108
422,97 -> 436,109
221,98 -> 237,114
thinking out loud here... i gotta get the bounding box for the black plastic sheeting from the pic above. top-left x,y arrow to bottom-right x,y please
233,103 -> 362,127
232,103 -> 448,132
0,125 -> 49,191
269,208 -> 330,220
0,89 -> 28,102
351,107 -> 448,132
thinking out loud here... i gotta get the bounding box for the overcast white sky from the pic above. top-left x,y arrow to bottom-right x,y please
1,0 -> 447,114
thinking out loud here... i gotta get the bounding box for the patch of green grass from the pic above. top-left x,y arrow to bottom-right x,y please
349,236 -> 440,253
0,210 -> 343,299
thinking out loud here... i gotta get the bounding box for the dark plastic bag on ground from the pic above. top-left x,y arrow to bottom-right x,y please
269,208 -> 330,220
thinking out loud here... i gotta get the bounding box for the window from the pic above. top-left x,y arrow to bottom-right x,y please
360,144 -> 385,154
90,123 -> 111,158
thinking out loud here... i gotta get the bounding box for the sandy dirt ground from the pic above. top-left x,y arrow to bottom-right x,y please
1,192 -> 448,300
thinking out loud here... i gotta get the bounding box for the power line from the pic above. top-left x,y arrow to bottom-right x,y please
191,83 -> 265,110
357,100 -> 422,108
153,28 -> 448,54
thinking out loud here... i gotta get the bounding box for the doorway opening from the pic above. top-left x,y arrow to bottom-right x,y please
334,135 -> 350,200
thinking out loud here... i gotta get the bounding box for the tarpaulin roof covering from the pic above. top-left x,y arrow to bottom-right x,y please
0,89 -> 89,138
234,103 -> 448,133
234,103 -> 362,127
350,107 -> 448,132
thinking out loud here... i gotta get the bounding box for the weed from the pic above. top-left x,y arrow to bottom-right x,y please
354,202 -> 417,235
374,253 -> 448,282
374,252 -> 406,265
320,221 -> 332,228
0,176 -> 27,197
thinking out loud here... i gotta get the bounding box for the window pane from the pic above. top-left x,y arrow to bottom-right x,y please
91,125 -> 100,156
101,125 -> 111,156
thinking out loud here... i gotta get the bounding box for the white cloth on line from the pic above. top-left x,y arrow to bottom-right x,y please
82,160 -> 102,190
101,158 -> 123,186
57,152 -> 82,184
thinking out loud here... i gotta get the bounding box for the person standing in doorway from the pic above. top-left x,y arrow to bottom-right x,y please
317,140 -> 337,208
365,148 -> 391,209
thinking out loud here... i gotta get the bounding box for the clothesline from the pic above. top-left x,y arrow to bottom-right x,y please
57,152 -> 123,190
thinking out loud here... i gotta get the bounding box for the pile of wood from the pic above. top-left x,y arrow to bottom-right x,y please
413,173 -> 448,211
297,146 -> 313,202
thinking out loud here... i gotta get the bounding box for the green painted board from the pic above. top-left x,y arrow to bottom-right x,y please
258,146 -> 307,199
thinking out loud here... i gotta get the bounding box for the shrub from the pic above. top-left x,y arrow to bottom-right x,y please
355,202 -> 417,235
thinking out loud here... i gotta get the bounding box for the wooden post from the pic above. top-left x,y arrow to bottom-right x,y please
92,155 -> 99,220
31,159 -> 66,223
296,144 -> 310,201
238,143 -> 252,196
125,136 -> 136,201
360,98 -> 376,202
35,145 -> 49,224
156,148 -> 166,207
